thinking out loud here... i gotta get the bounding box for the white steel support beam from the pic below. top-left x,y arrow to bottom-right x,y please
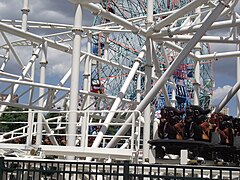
0,46 -> 41,116
146,0 -> 208,36
152,42 -> 171,106
159,43 -> 176,106
81,33 -> 92,148
143,38 -> 152,162
236,29 -> 240,117
89,45 -> 146,151
197,51 -> 240,60
146,0 -> 153,26
106,0 -> 230,148
67,4 -> 83,150
21,0 -> 29,32
1,32 -> 26,71
212,80 -> 240,113
193,7 -> 201,106
83,3 -> 146,36
26,45 -> 37,147
164,41 -> 197,60
154,35 -> 240,44
0,49 -> 9,71
237,44 -> 240,117
142,0 -> 153,163
50,55 -> 86,104
152,18 -> 240,38
0,22 -> 71,53
36,41 -> 48,146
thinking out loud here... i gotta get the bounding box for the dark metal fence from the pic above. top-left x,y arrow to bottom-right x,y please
0,157 -> 240,180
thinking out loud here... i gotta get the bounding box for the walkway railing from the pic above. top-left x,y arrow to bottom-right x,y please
1,157 -> 240,180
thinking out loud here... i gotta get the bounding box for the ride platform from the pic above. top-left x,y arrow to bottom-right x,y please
148,139 -> 239,163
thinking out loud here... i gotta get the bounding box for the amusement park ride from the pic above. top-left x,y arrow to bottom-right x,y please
0,0 -> 239,166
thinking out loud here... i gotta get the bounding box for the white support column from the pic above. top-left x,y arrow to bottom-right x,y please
236,25 -> 240,117
193,7 -> 201,106
193,48 -> 201,106
237,43 -> 240,117
136,74 -> 142,103
143,38 -> 152,162
103,33 -> 109,60
146,0 -> 153,26
81,32 -> 92,148
67,4 -> 83,150
142,0 -> 153,162
106,0 -> 229,148
171,88 -> 177,107
26,45 -> 37,147
36,41 -> 48,146
21,0 -> 29,32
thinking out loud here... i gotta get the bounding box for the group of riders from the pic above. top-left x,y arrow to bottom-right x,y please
158,105 -> 240,146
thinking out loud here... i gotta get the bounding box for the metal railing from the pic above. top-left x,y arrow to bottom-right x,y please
1,157 -> 240,180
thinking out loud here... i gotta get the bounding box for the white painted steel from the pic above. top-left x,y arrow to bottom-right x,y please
21,0 -> 29,32
36,41 -> 48,146
67,4 -> 83,149
146,0 -> 208,36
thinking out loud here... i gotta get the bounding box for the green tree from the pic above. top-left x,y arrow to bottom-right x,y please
0,107 -> 28,133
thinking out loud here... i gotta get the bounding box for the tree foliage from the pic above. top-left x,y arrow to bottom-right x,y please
0,107 -> 28,133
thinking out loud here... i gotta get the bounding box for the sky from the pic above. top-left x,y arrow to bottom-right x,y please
0,0 -> 239,116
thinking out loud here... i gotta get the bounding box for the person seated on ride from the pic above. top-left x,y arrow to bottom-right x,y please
185,105 -> 210,141
158,106 -> 184,140
209,112 -> 234,145
232,117 -> 240,136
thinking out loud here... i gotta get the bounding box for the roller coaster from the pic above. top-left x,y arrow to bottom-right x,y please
0,0 -> 239,169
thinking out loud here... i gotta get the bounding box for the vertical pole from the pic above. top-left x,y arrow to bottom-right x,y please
171,87 -> 177,107
123,161 -> 129,180
193,7 -> 201,106
36,41 -> 47,146
143,0 -> 153,163
193,52 -> 200,106
22,0 -> 33,146
135,74 -> 141,162
67,4 -> 83,151
21,0 -> 29,32
103,33 -> 109,59
81,32 -> 92,147
26,45 -> 36,146
143,38 -> 152,163
136,74 -> 141,103
236,19 -> 240,117
237,44 -> 240,117
0,157 -> 3,180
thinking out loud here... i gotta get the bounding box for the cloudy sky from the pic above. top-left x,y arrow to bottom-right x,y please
0,0 -> 239,115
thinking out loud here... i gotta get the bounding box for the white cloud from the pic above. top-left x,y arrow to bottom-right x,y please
212,85 -> 232,105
